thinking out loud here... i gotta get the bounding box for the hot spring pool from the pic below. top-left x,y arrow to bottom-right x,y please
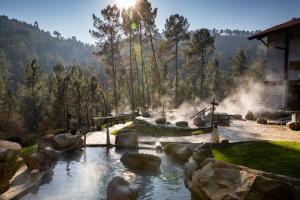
20,147 -> 199,200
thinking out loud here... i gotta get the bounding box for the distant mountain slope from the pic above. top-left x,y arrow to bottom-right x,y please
0,15 -> 264,86
0,15 -> 101,83
214,34 -> 265,72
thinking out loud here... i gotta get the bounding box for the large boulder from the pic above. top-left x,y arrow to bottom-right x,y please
53,132 -> 83,151
121,152 -> 161,172
155,117 -> 166,124
190,158 -> 298,200
231,114 -> 243,120
245,111 -> 256,121
259,111 -> 290,120
184,143 -> 213,188
164,143 -> 193,161
142,111 -> 151,118
193,116 -> 206,127
115,130 -> 138,148
107,176 -> 138,200
287,121 -> 300,131
256,118 -> 268,124
0,140 -> 21,194
38,134 -> 56,151
24,147 -> 60,171
175,121 -> 189,128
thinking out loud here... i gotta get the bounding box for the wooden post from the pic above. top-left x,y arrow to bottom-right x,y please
210,99 -> 219,128
106,124 -> 111,147
92,119 -> 94,132
84,132 -> 86,148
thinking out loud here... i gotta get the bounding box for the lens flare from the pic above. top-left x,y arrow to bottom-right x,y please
114,0 -> 137,9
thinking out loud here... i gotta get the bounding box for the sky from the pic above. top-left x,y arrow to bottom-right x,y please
0,0 -> 299,44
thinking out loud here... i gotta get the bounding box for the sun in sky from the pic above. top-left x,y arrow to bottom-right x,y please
114,0 -> 137,9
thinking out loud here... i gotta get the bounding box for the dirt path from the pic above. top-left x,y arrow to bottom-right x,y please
219,120 -> 300,142
85,120 -> 300,145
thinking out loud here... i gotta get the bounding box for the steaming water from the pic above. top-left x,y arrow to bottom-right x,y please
85,121 -> 211,145
20,147 -> 197,200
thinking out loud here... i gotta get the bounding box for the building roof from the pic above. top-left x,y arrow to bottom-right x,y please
249,17 -> 300,40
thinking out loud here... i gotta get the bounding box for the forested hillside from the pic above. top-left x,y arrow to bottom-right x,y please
0,15 -> 101,87
0,15 -> 264,87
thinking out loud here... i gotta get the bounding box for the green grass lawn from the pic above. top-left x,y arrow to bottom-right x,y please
213,141 -> 300,179
20,144 -> 38,158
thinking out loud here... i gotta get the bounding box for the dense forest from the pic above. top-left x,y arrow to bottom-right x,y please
0,0 -> 266,139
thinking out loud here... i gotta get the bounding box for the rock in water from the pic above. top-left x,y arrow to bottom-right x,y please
175,121 -> 189,128
231,114 -> 243,120
142,111 -> 151,118
24,147 -> 60,171
107,176 -> 138,200
115,131 -> 138,148
287,121 -> 300,131
155,141 -> 163,153
164,143 -> 193,161
0,140 -> 21,194
120,152 -> 161,172
38,134 -> 55,151
256,118 -> 268,124
53,132 -> 82,151
245,111 -> 256,121
155,117 -> 166,124
193,116 -> 206,127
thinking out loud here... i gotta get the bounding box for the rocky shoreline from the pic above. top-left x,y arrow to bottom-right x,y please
0,131 -> 84,199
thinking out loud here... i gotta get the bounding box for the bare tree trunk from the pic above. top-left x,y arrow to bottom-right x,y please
144,63 -> 151,106
110,35 -> 118,114
31,81 -> 39,132
117,45 -> 132,112
200,49 -> 204,99
76,86 -> 82,126
149,31 -> 161,98
134,52 -> 142,109
175,41 -> 178,107
139,24 -> 146,108
99,90 -> 108,116
85,98 -> 89,126
129,30 -> 135,113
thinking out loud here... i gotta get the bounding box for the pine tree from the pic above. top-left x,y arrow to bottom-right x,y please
122,8 -> 138,112
205,59 -> 225,100
2,90 -> 18,129
22,58 -> 44,131
90,5 -> 121,114
164,14 -> 189,106
136,0 -> 161,100
230,50 -> 247,78
185,29 -> 214,99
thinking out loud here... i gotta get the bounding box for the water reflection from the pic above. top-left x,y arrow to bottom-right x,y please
21,147 -> 198,200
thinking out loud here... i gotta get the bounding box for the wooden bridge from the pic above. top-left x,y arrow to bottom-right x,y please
83,113 -> 138,147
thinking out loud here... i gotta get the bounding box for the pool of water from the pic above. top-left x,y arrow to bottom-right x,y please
21,147 -> 197,200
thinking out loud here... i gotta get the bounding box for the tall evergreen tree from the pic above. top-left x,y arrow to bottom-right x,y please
227,50 -> 247,90
90,5 -> 121,114
22,58 -> 44,131
230,50 -> 247,78
1,90 -> 18,129
164,14 -> 189,106
136,0 -> 161,99
0,48 -> 10,83
122,8 -> 138,112
185,29 -> 214,99
205,59 -> 225,100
